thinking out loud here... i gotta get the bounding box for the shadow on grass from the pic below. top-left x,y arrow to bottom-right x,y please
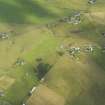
65,83 -> 105,105
0,0 -> 57,24
36,62 -> 53,80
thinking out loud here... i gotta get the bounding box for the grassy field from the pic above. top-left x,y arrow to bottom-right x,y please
0,0 -> 85,24
0,0 -> 105,105
27,1 -> 105,105
1,0 -> 105,24
0,26 -> 63,105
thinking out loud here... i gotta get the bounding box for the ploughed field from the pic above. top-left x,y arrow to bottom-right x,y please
0,0 -> 105,105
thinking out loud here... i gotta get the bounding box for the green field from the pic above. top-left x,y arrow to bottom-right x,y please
0,0 -> 105,105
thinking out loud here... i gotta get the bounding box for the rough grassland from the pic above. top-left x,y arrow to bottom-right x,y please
27,1 -> 105,105
0,0 -> 105,105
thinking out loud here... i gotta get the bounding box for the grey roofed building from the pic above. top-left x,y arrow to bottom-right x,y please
0,90 -> 5,97
88,0 -> 96,4
0,32 -> 9,39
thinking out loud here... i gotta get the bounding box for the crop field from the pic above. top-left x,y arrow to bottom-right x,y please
0,0 -> 105,105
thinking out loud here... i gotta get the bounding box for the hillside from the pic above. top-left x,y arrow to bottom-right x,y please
0,0 -> 105,105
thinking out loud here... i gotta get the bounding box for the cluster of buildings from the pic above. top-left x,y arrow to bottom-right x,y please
0,32 -> 9,39
59,44 -> 95,57
88,0 -> 96,4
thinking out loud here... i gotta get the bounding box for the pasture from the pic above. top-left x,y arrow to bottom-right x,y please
0,0 -> 105,105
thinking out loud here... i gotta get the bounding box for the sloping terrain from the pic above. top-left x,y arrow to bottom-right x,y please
0,0 -> 105,105
27,1 -> 105,105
